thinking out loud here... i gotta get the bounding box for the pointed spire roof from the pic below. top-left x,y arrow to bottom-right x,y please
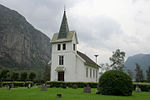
58,9 -> 69,39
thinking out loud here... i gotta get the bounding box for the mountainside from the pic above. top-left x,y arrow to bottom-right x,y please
125,54 -> 150,75
0,4 -> 51,71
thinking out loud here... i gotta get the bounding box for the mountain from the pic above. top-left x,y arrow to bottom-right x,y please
0,4 -> 51,71
125,54 -> 150,76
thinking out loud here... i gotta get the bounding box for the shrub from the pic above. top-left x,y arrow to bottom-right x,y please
99,70 -> 133,96
46,81 -> 98,88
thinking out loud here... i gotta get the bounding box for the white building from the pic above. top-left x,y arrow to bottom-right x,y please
50,10 -> 100,82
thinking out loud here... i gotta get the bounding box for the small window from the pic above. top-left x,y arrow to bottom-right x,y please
57,44 -> 61,50
59,55 -> 64,65
63,44 -> 66,50
86,68 -> 88,77
90,68 -> 92,78
73,44 -> 75,51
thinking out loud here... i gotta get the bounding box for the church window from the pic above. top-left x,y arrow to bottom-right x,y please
63,44 -> 66,50
90,68 -> 92,78
93,70 -> 95,78
96,70 -> 98,79
73,44 -> 75,51
59,55 -> 64,65
57,44 -> 61,50
86,68 -> 88,77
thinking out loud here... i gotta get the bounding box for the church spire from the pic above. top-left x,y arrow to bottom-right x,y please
58,8 -> 69,39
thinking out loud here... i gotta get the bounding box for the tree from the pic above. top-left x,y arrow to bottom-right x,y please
11,72 -> 19,81
127,69 -> 133,80
135,64 -> 144,82
0,69 -> 10,81
100,63 -> 111,75
109,49 -> 125,70
146,66 -> 150,82
43,64 -> 51,82
29,72 -> 36,81
20,72 -> 28,81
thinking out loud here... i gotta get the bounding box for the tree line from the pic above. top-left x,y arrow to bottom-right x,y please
0,64 -> 51,82
127,64 -> 150,82
100,49 -> 150,82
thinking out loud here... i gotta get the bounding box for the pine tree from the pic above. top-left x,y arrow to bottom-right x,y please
135,64 -> 144,82
146,66 -> 150,82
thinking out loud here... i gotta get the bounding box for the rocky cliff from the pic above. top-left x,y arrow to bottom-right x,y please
0,4 -> 51,71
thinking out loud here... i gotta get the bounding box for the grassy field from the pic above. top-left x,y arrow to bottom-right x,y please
0,87 -> 150,100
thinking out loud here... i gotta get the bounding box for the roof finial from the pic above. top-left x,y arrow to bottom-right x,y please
64,5 -> 66,11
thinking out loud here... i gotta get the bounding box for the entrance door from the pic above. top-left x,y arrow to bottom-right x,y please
58,71 -> 64,81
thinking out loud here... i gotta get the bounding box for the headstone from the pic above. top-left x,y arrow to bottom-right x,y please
47,85 -> 50,88
57,94 -> 62,98
135,85 -> 141,92
96,85 -> 100,94
83,86 -> 91,93
8,84 -> 11,90
11,83 -> 14,88
41,86 -> 47,91
37,85 -> 42,88
28,83 -> 31,88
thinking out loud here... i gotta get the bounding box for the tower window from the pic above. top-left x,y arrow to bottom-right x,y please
73,44 -> 75,51
59,56 -> 64,65
57,44 -> 61,50
63,44 -> 66,50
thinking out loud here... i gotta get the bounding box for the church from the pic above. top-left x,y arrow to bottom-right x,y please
50,10 -> 100,82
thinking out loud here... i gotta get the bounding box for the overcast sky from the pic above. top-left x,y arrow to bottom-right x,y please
0,0 -> 150,64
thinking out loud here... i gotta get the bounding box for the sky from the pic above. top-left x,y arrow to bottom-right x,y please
0,0 -> 150,64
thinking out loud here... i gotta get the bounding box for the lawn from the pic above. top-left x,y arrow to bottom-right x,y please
0,87 -> 150,100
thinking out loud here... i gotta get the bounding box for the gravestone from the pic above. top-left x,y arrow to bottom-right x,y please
96,85 -> 100,94
11,83 -> 14,88
8,84 -> 11,90
57,94 -> 62,98
37,85 -> 42,88
28,83 -> 31,88
41,86 -> 47,91
135,85 -> 141,92
83,85 -> 91,93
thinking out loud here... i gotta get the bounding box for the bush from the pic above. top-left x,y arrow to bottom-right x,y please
133,84 -> 150,92
99,70 -> 133,96
46,81 -> 98,88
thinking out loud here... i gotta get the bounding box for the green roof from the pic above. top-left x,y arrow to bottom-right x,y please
51,31 -> 78,44
58,10 -> 69,39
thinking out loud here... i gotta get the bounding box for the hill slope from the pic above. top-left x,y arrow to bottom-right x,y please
125,54 -> 150,75
0,4 -> 51,71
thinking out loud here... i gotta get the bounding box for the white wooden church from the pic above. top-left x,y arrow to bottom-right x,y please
50,10 -> 100,82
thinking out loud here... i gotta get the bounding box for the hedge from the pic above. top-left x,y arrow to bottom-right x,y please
133,84 -> 150,92
46,81 -> 98,88
0,81 -> 33,87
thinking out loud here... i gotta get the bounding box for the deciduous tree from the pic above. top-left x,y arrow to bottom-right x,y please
109,49 -> 125,70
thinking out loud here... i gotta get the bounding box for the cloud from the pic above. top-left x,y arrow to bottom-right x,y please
0,0 -> 150,64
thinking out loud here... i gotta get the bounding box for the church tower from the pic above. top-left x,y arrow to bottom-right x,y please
50,10 -> 78,81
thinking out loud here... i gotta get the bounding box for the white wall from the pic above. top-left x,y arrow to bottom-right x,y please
51,33 -> 99,82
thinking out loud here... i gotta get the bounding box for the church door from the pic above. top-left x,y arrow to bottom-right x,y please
58,71 -> 64,81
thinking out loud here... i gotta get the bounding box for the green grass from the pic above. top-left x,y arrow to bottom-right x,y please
0,87 -> 150,100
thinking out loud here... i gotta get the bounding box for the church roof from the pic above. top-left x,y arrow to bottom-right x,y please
58,10 -> 69,39
51,31 -> 78,43
77,51 -> 100,68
